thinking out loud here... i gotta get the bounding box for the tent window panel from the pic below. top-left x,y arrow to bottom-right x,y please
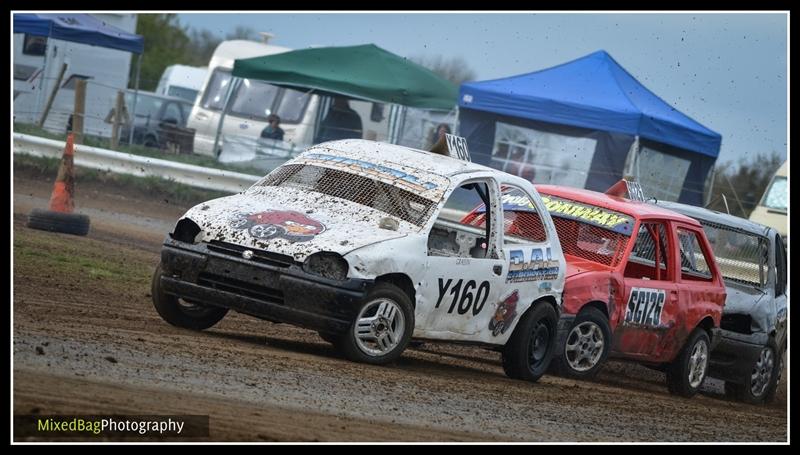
23,35 -> 47,56
636,147 -> 691,202
62,74 -> 92,90
491,122 -> 596,187
14,64 -> 39,81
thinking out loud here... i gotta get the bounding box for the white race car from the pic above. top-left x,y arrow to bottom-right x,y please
153,139 -> 566,382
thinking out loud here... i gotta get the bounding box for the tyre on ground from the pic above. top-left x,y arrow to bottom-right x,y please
336,282 -> 414,365
27,208 -> 90,236
666,328 -> 710,397
552,306 -> 611,380
724,341 -> 782,405
151,264 -> 228,330
501,301 -> 559,383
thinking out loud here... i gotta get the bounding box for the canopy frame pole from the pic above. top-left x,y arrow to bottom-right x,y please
212,76 -> 239,157
704,165 -> 716,207
624,135 -> 640,178
395,105 -> 408,145
127,53 -> 142,145
35,23 -> 54,123
387,104 -> 400,144
312,95 -> 330,145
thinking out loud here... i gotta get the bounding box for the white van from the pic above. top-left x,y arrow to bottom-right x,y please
188,38 -> 390,158
156,65 -> 208,103
749,161 -> 787,239
13,13 -> 138,138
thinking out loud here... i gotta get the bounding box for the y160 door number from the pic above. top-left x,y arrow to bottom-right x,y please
435,278 -> 490,316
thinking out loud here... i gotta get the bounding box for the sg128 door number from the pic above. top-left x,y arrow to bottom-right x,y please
435,278 -> 490,316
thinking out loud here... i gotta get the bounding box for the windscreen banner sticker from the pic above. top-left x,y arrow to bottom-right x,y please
507,247 -> 560,283
298,153 -> 446,200
624,287 -> 666,326
473,193 -> 536,214
540,195 -> 634,235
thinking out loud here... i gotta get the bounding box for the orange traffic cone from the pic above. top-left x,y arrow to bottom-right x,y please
48,133 -> 76,213
26,133 -> 90,236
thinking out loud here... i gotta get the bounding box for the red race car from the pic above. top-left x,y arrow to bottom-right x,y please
462,182 -> 726,397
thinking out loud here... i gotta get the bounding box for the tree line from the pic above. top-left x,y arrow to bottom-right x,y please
129,14 -> 477,91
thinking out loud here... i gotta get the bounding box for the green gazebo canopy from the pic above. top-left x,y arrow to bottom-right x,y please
232,44 -> 458,111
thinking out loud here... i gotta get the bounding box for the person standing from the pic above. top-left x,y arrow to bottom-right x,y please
260,114 -> 285,141
314,96 -> 363,143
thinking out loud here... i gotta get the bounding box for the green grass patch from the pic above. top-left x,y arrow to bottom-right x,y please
13,228 -> 152,287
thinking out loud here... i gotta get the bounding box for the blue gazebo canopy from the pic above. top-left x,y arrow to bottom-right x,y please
459,50 -> 721,158
13,13 -> 144,54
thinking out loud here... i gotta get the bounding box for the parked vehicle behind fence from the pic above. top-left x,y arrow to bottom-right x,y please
156,64 -> 208,104
119,90 -> 194,152
657,201 -> 787,404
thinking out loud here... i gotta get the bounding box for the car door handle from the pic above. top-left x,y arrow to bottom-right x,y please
195,112 -> 208,120
493,265 -> 503,276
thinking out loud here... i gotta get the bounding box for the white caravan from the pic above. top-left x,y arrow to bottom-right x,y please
13,13 -> 138,138
188,38 -> 390,158
156,65 -> 208,103
749,161 -> 787,239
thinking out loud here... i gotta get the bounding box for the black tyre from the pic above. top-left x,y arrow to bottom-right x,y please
724,342 -> 781,405
151,264 -> 228,330
666,328 -> 710,397
552,307 -> 611,380
249,223 -> 284,240
501,302 -> 558,383
27,208 -> 90,236
337,282 -> 414,365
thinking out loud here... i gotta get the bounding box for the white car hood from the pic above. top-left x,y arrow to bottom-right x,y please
182,186 -> 415,262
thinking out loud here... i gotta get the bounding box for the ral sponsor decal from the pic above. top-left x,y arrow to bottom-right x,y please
540,194 -> 634,235
489,290 -> 519,336
230,210 -> 325,243
624,287 -> 666,327
507,247 -> 560,283
435,278 -> 490,316
299,153 -> 444,198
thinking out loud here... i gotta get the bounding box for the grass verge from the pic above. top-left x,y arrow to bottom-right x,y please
13,225 -> 154,295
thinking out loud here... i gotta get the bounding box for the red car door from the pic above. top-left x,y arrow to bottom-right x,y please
614,220 -> 681,361
673,223 -> 725,357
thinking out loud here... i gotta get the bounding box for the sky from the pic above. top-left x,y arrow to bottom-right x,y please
177,12 -> 788,167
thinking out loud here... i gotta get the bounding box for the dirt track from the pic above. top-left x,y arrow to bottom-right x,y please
12,171 -> 788,442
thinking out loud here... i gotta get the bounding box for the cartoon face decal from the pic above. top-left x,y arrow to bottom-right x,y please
489,290 -> 520,337
230,210 -> 326,243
